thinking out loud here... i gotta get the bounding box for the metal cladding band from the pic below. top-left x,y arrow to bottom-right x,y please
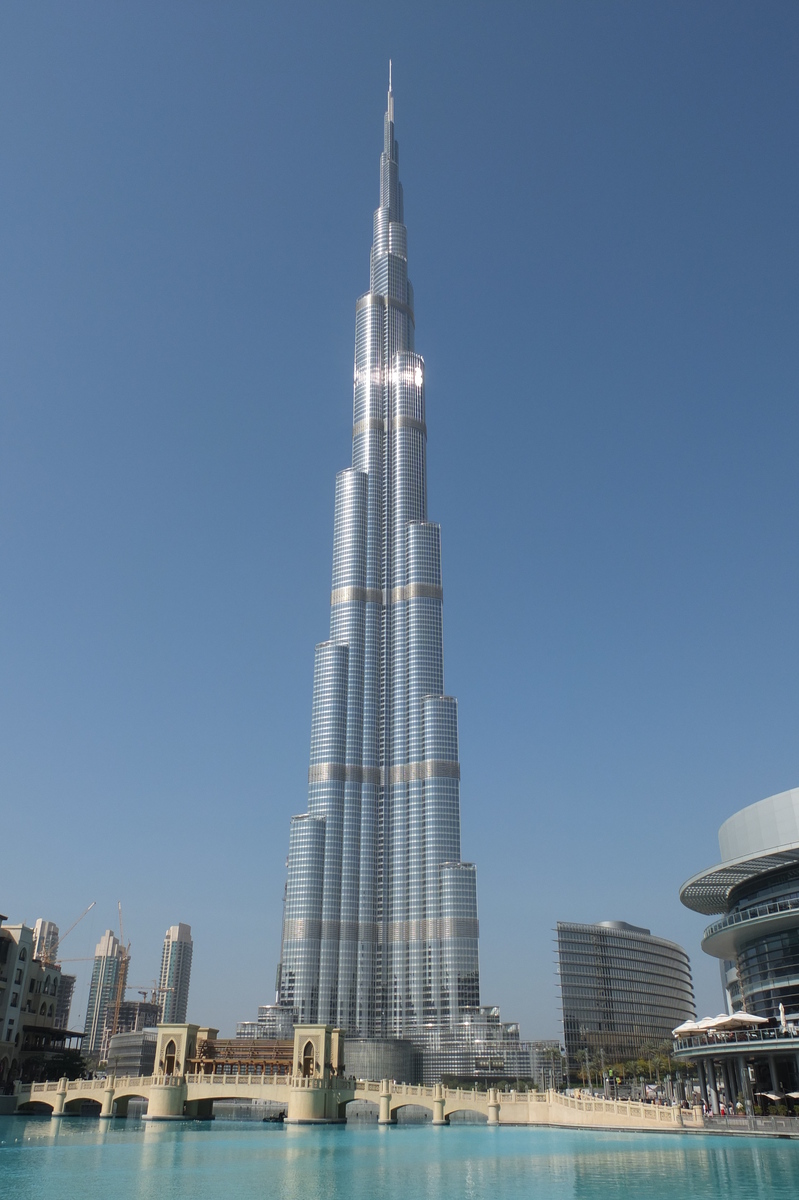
353,418 -> 385,437
353,416 -> 426,438
309,761 -> 459,785
330,586 -> 383,606
391,582 -> 442,603
356,292 -> 416,325
308,763 -> 382,785
384,918 -> 480,943
387,761 -> 460,783
278,78 -> 481,1039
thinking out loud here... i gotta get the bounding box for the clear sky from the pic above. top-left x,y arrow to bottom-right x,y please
2,2 -> 797,1040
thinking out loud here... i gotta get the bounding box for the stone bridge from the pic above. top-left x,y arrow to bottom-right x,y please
12,1074 -> 705,1131
9,1021 -> 706,1132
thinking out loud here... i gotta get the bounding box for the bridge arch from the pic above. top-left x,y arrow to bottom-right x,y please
63,1096 -> 102,1116
113,1089 -> 151,1105
16,1099 -> 55,1115
389,1100 -> 434,1120
342,1096 -> 379,1122
445,1107 -> 488,1124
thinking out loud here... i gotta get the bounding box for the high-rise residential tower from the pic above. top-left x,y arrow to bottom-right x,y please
158,923 -> 193,1024
84,929 -> 127,1057
32,919 -> 59,963
276,76 -> 480,1048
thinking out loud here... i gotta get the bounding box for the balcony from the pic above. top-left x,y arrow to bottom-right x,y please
701,893 -> 799,959
673,1025 -> 799,1058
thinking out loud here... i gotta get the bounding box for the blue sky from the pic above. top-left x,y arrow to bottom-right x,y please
2,2 -> 797,1038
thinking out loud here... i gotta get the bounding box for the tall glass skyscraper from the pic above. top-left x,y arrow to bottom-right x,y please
277,77 -> 480,1044
158,923 -> 193,1024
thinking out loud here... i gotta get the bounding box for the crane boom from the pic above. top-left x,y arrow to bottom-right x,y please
110,902 -> 130,1043
44,901 -> 96,965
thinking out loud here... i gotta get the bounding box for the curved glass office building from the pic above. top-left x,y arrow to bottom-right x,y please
276,78 -> 480,1050
681,787 -> 799,1020
556,920 -> 695,1072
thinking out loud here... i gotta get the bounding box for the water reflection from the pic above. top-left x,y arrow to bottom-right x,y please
1,1118 -> 797,1200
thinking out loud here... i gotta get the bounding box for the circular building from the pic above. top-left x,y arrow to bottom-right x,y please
677,788 -> 799,1111
680,787 -> 799,1020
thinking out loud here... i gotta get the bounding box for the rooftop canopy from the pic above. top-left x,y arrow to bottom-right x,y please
680,789 -> 799,915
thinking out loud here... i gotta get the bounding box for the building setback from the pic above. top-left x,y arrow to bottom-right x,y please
276,74 -> 480,1061
158,923 -> 193,1024
556,920 -> 695,1073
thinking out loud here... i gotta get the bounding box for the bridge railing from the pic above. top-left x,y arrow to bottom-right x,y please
551,1091 -> 689,1126
185,1073 -> 291,1088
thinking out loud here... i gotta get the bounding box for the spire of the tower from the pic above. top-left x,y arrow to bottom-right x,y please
387,59 -> 394,123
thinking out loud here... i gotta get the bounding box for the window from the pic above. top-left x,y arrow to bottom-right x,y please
10,994 -> 19,1009
18,948 -> 26,962
14,969 -> 22,985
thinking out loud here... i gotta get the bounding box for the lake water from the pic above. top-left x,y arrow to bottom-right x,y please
1,1115 -> 798,1200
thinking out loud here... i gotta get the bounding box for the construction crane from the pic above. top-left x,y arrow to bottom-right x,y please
41,901 -> 96,966
110,902 -> 131,1038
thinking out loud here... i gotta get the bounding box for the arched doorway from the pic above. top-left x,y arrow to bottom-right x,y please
302,1041 -> 315,1078
164,1040 -> 177,1075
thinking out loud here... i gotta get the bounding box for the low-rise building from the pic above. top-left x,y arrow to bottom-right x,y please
99,999 -> 161,1062
188,1031 -> 293,1076
106,1029 -> 158,1077
418,1005 -> 537,1086
236,1002 -> 295,1041
530,1040 -> 565,1091
0,916 -> 83,1085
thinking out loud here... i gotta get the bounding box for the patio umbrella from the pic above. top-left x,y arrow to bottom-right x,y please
710,1012 -> 768,1031
672,1021 -> 701,1036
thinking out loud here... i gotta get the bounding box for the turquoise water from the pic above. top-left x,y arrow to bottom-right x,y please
1,1116 -> 798,1200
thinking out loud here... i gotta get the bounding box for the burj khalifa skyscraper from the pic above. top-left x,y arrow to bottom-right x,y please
276,74 -> 481,1052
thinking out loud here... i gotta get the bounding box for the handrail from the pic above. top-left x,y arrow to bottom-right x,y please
704,892 -> 799,940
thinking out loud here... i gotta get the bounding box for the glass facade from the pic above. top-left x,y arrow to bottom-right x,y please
556,920 -> 695,1071
277,80 -> 480,1044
